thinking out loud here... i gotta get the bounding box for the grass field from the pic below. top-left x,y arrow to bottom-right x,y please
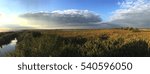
1,28 -> 150,57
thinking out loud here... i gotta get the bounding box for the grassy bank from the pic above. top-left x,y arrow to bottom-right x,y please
0,32 -> 18,47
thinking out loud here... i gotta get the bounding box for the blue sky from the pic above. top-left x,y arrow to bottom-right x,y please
1,0 -> 150,30
0,0 -> 120,21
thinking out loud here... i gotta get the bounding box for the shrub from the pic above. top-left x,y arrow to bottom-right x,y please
80,38 -> 124,57
99,34 -> 109,40
62,36 -> 87,45
110,40 -> 149,57
131,28 -> 140,32
10,33 -> 63,57
59,44 -> 81,57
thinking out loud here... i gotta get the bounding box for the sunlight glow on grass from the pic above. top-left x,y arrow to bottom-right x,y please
0,28 -> 11,32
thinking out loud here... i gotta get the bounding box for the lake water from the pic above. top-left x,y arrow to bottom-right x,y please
0,38 -> 17,56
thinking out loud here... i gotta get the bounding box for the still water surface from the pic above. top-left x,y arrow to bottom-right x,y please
0,38 -> 17,56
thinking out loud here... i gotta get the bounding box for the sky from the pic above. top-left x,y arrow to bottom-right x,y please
0,0 -> 150,31
0,0 -> 119,20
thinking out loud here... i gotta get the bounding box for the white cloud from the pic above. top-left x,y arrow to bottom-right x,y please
20,9 -> 102,29
110,0 -> 150,28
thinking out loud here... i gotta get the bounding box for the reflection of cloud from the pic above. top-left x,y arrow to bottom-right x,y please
20,9 -> 102,29
10,38 -> 17,45
110,0 -> 150,28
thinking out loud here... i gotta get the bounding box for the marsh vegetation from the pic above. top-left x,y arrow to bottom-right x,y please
1,28 -> 150,57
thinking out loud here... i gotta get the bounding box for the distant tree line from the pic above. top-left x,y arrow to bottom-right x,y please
120,27 -> 140,32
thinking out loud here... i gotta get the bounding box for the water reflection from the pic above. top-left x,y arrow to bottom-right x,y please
0,38 -> 17,56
